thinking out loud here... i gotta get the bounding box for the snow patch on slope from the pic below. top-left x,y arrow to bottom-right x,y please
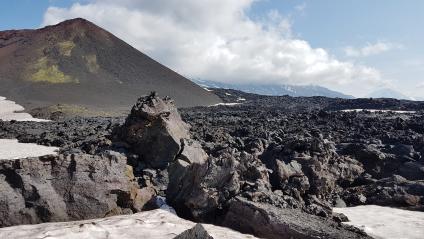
0,209 -> 258,239
0,96 -> 49,122
209,102 -> 242,107
0,139 -> 59,160
0,96 -> 57,160
341,109 -> 416,114
334,205 -> 424,239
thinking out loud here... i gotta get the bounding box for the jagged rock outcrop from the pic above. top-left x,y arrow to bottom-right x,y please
115,92 -> 221,219
223,197 -> 371,239
0,151 -> 147,227
115,92 -> 191,169
259,136 -> 364,216
116,94 -> 274,222
167,148 -> 271,221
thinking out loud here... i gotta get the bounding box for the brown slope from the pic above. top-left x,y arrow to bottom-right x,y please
0,18 -> 221,112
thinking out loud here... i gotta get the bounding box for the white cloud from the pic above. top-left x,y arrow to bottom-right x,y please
42,0 -> 383,96
345,41 -> 403,57
295,2 -> 307,13
417,82 -> 424,88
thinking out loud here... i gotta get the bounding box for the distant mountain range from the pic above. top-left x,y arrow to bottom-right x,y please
0,18 -> 221,111
193,79 -> 354,98
367,88 -> 414,100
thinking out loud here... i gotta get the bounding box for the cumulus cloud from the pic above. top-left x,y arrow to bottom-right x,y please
416,82 -> 424,89
345,41 -> 403,57
43,0 -> 383,96
295,2 -> 307,14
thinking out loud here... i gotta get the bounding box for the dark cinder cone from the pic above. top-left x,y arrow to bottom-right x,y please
0,18 -> 221,112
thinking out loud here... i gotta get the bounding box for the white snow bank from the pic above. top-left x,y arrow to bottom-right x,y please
225,92 -> 232,96
237,97 -> 246,101
0,139 -> 59,160
0,209 -> 258,239
334,205 -> 424,239
0,96 -> 49,122
341,109 -> 416,114
0,97 -> 57,160
209,103 -> 242,107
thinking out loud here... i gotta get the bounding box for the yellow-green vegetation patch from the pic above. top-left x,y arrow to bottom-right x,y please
29,57 -> 78,84
57,41 -> 75,56
47,104 -> 122,117
83,54 -> 100,73
49,104 -> 91,115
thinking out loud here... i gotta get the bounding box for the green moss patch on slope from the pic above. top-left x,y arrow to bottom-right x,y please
57,41 -> 76,56
29,57 -> 78,84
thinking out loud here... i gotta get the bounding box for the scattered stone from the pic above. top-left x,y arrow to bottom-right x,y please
174,224 -> 214,239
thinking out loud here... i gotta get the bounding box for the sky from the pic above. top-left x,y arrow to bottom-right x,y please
1,0 -> 424,98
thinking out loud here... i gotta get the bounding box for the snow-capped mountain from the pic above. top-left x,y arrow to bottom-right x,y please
193,79 -> 354,98
367,88 -> 414,100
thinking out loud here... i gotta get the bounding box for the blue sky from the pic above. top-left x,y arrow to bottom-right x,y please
1,0 -> 73,30
1,0 -> 424,98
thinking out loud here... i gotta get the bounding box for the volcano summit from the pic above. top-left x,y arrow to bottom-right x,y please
0,18 -> 221,113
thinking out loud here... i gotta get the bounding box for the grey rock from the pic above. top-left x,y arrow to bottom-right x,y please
343,175 -> 424,208
174,224 -> 214,239
0,151 -> 145,227
334,198 -> 347,208
167,150 -> 270,220
223,197 -> 370,239
116,92 -> 190,169
178,139 -> 209,164
399,161 -> 424,180
345,144 -> 386,164
275,160 -> 303,181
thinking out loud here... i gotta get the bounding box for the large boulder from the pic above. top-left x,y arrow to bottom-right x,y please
342,175 -> 424,209
167,149 -> 271,221
114,92 -> 223,219
115,92 -> 191,169
223,197 -> 371,239
0,151 -> 147,227
343,144 -> 390,178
